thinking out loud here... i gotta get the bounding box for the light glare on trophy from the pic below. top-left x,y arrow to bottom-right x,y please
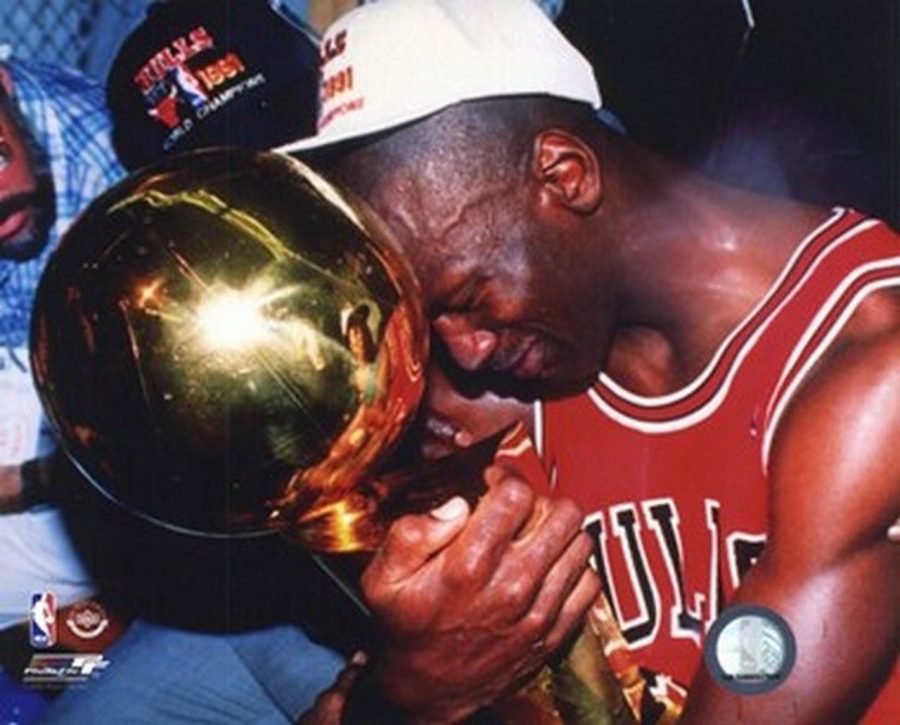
30,149 -> 427,551
29,148 -> 646,725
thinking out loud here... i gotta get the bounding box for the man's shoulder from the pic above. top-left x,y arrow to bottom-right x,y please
804,208 -> 900,341
4,57 -> 106,113
4,57 -> 114,147
847,209 -> 900,240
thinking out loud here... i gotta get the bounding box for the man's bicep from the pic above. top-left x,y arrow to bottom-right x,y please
766,331 -> 900,565
683,533 -> 897,722
685,333 -> 900,722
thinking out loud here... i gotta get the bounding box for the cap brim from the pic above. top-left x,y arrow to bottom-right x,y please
275,123 -> 379,156
275,100 -> 453,156
276,89 -> 601,157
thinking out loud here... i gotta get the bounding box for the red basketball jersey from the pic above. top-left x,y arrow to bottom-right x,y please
527,208 -> 899,717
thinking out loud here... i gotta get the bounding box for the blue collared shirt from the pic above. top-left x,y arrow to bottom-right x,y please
0,57 -> 124,352
0,58 -> 124,629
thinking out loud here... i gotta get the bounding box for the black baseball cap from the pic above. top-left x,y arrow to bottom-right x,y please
107,0 -> 319,170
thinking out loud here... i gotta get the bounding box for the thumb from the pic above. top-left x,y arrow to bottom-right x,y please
370,496 -> 470,584
297,652 -> 368,724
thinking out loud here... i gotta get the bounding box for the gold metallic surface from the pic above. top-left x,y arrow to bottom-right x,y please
31,149 -> 426,544
31,149 -> 638,723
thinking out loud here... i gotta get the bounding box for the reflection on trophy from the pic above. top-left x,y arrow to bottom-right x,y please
30,149 -> 649,723
31,148 -> 428,549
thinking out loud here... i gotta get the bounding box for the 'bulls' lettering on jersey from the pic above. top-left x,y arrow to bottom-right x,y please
705,500 -> 723,631
643,499 -> 704,644
586,498 -> 731,649
610,504 -> 661,647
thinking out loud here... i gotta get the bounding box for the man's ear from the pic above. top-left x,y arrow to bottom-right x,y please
0,66 -> 13,98
532,129 -> 602,215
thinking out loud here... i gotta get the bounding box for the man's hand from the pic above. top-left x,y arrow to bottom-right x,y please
0,464 -> 25,512
298,652 -> 368,725
0,457 -> 59,513
360,465 -> 600,723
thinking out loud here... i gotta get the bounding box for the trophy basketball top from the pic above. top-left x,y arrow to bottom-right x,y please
30,148 -> 427,546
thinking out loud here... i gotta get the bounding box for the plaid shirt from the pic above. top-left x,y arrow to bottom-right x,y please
0,58 -> 124,351
0,61 -> 123,625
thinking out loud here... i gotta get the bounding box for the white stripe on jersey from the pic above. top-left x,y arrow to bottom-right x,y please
587,217 -> 880,434
761,263 -> 900,470
597,208 -> 848,408
533,399 -> 544,458
498,436 -> 533,459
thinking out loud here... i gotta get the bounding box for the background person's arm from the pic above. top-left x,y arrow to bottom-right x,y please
0,457 -> 57,512
0,465 -> 24,511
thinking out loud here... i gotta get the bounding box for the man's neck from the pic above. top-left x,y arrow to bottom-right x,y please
601,164 -> 827,396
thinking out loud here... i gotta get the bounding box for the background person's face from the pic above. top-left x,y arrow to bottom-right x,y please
0,101 -> 50,260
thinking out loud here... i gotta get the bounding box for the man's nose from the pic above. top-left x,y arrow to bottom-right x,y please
433,314 -> 498,371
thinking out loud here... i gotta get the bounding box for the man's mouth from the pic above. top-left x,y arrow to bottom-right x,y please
491,336 -> 546,379
0,192 -> 40,245
424,415 -> 457,441
510,339 -> 546,378
0,207 -> 32,243
424,414 -> 472,445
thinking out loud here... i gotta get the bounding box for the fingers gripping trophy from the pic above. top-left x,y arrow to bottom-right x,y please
30,149 -> 658,724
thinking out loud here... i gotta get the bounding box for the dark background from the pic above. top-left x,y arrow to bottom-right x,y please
558,0 -> 898,225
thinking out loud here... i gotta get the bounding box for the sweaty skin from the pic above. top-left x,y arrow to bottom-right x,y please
308,100 -> 900,723
680,315 -> 900,723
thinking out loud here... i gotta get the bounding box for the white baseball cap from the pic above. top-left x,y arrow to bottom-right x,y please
280,0 -> 601,153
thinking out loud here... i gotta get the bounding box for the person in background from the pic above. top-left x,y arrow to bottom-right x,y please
39,3 -> 354,723
0,51 -> 124,718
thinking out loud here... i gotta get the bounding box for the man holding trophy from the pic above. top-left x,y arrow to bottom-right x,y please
285,0 -> 898,722
25,0 -> 897,722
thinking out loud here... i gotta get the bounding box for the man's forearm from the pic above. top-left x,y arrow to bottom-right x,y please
0,464 -> 24,511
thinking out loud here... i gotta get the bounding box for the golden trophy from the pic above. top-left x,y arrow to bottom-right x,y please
31,148 -> 430,548
31,149 -> 658,723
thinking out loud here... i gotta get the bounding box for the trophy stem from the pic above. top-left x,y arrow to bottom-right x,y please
309,553 -> 372,618
280,429 -> 662,723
